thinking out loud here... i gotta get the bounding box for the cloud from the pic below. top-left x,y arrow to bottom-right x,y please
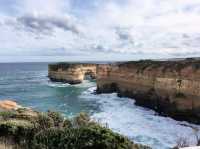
0,0 -> 200,61
17,0 -> 70,15
15,14 -> 81,35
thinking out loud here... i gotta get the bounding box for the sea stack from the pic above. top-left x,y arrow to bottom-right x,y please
48,63 -> 97,84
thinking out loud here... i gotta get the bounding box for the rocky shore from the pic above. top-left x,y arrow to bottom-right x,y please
0,100 -> 20,110
48,58 -> 200,124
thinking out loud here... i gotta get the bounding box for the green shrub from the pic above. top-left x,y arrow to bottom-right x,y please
0,119 -> 35,146
33,128 -> 65,149
36,113 -> 54,130
63,119 -> 72,128
73,112 -> 91,127
0,111 -> 16,120
63,125 -> 133,149
0,110 -> 150,149
33,125 -> 134,149
47,111 -> 64,127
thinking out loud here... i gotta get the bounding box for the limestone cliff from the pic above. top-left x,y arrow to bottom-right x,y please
48,59 -> 200,123
96,59 -> 200,123
48,63 -> 96,84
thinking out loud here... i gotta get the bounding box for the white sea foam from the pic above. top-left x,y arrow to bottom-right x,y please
73,80 -> 96,88
47,82 -> 70,88
80,87 -> 200,149
47,80 -> 95,88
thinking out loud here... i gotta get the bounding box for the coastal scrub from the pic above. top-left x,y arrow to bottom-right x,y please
0,108 -> 151,149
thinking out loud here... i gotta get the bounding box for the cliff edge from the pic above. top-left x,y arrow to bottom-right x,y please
48,58 -> 200,124
97,58 -> 200,123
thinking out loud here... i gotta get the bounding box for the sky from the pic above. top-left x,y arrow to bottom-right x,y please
0,0 -> 200,62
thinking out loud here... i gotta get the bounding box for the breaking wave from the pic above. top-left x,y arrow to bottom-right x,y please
47,80 -> 95,88
80,87 -> 200,149
47,82 -> 71,88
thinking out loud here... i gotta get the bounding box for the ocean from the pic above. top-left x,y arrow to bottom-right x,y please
0,62 -> 199,149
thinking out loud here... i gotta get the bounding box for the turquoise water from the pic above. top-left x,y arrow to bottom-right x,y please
0,63 -> 98,117
0,62 -> 199,149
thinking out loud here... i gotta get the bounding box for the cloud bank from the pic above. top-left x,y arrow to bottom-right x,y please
0,0 -> 200,61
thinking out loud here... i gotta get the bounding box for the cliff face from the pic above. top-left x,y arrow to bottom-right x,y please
96,59 -> 200,123
48,59 -> 200,123
48,63 -> 96,84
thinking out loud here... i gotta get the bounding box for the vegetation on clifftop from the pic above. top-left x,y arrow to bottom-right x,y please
49,63 -> 96,71
121,58 -> 200,73
0,109 -> 150,149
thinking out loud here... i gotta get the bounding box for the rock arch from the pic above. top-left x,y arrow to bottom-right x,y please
48,63 -> 97,84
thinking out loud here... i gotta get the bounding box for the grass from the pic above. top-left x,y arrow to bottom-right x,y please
121,58 -> 200,74
49,63 -> 96,71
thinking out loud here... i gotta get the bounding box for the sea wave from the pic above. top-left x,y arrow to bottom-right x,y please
80,87 -> 200,149
47,82 -> 71,88
73,80 -> 96,88
47,80 -> 95,88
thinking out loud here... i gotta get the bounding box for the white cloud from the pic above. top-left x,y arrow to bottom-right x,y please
86,0 -> 200,54
0,0 -> 200,61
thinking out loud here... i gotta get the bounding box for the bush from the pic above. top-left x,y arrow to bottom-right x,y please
0,120 -> 34,135
0,110 -> 150,149
34,125 -> 134,149
0,111 -> 16,120
36,113 -> 54,130
63,119 -> 72,128
47,111 -> 64,127
73,112 -> 91,127
33,128 -> 65,149
63,125 -> 134,149
0,119 -> 35,147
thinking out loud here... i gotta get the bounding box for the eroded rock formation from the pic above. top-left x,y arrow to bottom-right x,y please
96,59 -> 200,123
0,100 -> 20,110
48,63 -> 97,84
48,58 -> 200,123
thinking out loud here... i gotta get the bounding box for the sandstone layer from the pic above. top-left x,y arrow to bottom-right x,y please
48,63 -> 97,84
96,59 -> 200,123
48,59 -> 200,123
